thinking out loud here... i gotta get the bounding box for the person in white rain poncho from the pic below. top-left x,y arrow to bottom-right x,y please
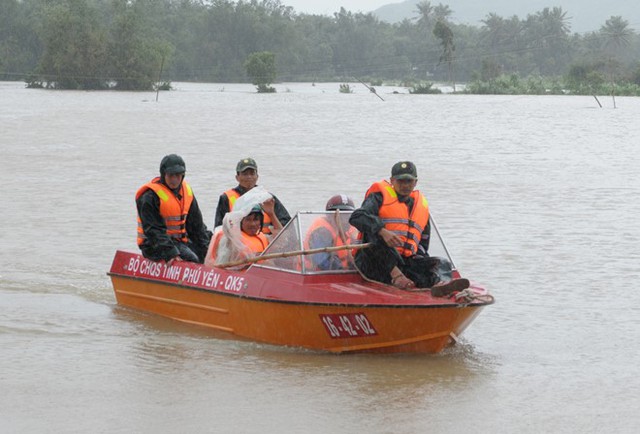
205,186 -> 283,268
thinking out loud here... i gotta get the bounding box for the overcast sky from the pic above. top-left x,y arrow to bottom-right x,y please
284,0 -> 389,15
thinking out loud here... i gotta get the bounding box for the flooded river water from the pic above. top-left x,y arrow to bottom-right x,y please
1,81 -> 639,433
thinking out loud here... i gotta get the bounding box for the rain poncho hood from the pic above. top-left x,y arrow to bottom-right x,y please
207,186 -> 273,267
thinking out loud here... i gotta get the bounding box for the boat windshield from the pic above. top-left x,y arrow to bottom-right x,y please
256,212 -> 454,275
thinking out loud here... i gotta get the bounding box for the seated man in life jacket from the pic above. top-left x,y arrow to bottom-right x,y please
214,157 -> 291,236
348,161 -> 469,296
304,195 -> 359,271
205,187 -> 282,268
136,154 -> 211,264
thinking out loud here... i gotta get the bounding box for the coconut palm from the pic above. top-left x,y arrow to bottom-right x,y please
599,16 -> 634,105
601,15 -> 633,52
433,4 -> 452,23
414,1 -> 434,29
481,13 -> 506,53
433,19 -> 455,90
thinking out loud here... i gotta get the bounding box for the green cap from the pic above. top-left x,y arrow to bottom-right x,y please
391,161 -> 417,180
236,158 -> 257,173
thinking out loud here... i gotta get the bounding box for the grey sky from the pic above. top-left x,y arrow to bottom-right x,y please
284,0 -> 389,15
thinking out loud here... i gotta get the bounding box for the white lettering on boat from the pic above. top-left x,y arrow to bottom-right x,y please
181,267 -> 201,285
201,270 -> 221,288
139,259 -> 162,277
163,265 -> 181,280
123,254 -> 245,293
319,313 -> 378,339
127,257 -> 162,277
127,257 -> 140,272
224,275 -> 244,292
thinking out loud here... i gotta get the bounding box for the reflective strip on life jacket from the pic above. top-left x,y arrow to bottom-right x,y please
366,179 -> 429,257
136,177 -> 194,245
224,189 -> 241,209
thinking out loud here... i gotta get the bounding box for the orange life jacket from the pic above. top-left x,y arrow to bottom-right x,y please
136,177 -> 194,245
241,231 -> 269,254
224,188 -> 275,235
205,229 -> 267,267
204,229 -> 224,267
304,216 -> 357,270
364,180 -> 429,257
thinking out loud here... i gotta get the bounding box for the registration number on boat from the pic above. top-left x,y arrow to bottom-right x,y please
319,313 -> 377,339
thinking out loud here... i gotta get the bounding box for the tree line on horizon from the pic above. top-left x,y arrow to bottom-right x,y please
1,0 -> 639,94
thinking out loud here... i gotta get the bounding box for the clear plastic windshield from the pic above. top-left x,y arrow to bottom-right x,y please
257,211 -> 359,274
256,212 -> 454,275
427,217 -> 456,269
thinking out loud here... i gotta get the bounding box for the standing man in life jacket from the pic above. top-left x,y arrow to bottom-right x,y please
304,195 -> 358,271
214,157 -> 291,235
349,161 -> 469,295
136,154 -> 211,264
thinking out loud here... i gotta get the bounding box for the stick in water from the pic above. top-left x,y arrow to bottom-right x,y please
356,78 -> 385,101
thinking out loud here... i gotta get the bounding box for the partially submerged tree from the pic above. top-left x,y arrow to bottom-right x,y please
244,51 -> 276,93
433,19 -> 455,91
600,16 -> 634,103
108,0 -> 173,91
37,0 -> 109,89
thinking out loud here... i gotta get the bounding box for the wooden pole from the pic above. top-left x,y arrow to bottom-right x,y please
155,55 -> 165,103
356,78 -> 385,101
216,242 -> 371,269
593,95 -> 602,108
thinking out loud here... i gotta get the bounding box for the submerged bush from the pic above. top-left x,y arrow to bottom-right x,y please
257,84 -> 276,93
409,82 -> 441,94
465,74 -> 566,95
155,81 -> 173,91
339,83 -> 353,93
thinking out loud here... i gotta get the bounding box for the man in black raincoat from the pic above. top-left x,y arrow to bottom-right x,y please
349,161 -> 469,296
136,154 -> 211,263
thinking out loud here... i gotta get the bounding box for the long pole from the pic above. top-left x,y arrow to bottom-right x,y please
216,242 -> 371,269
356,78 -> 385,101
155,55 -> 165,102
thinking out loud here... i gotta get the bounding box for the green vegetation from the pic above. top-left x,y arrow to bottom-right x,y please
244,51 -> 277,93
409,82 -> 441,94
1,0 -> 640,94
433,19 -> 455,91
155,81 -> 172,91
465,74 -> 562,95
339,83 -> 353,93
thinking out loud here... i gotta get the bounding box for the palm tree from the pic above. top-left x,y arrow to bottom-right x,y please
433,19 -> 455,90
481,13 -> 506,54
599,16 -> 634,105
539,7 -> 571,74
601,15 -> 633,52
538,7 -> 571,41
414,1 -> 434,30
433,4 -> 452,23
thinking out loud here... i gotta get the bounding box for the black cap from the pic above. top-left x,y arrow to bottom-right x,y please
160,154 -> 186,175
236,158 -> 257,173
391,161 -> 417,180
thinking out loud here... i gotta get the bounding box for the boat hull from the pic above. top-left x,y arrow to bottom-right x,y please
109,251 -> 491,354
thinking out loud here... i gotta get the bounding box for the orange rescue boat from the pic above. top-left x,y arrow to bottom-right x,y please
109,212 -> 493,354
